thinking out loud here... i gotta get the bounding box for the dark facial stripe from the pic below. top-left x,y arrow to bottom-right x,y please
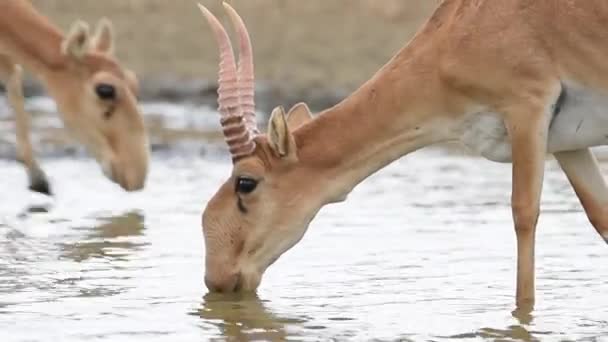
237,197 -> 247,214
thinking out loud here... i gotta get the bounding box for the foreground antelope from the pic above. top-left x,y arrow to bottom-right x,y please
0,1 -> 149,194
199,1 -> 608,312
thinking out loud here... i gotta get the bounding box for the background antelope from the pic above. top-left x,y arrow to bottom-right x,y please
199,1 -> 608,314
0,1 -> 149,194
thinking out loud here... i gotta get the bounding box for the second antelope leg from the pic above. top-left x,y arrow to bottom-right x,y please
555,148 -> 608,244
0,56 -> 51,195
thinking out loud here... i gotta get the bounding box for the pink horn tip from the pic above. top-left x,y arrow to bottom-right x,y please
222,2 -> 258,134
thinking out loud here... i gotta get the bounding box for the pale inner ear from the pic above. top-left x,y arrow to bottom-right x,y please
286,102 -> 313,130
61,20 -> 90,60
91,18 -> 115,54
267,106 -> 297,159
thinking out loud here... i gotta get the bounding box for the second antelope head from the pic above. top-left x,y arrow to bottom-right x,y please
198,3 -> 336,293
46,19 -> 149,191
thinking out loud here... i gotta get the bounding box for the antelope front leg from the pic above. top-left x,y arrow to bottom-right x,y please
554,148 -> 608,244
505,106 -> 549,312
2,62 -> 51,195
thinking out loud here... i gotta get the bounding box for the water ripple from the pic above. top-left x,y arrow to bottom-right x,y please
0,148 -> 607,341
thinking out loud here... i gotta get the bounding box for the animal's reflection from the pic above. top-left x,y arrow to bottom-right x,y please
1,211 -> 146,299
444,321 -> 551,342
194,292 -> 306,341
479,325 -> 539,341
473,324 -> 548,342
512,306 -> 534,325
59,211 -> 147,262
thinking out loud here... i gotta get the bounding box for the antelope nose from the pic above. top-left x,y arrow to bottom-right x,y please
204,273 -> 240,293
115,163 -> 147,192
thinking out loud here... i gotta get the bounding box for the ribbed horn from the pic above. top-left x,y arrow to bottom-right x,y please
198,3 -> 256,160
223,2 -> 258,134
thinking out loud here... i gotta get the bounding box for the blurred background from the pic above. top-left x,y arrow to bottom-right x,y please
28,0 -> 439,110
1,0 -> 445,159
2,3 -> 608,341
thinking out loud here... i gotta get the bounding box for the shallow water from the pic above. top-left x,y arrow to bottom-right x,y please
1,103 -> 608,341
1,149 -> 607,342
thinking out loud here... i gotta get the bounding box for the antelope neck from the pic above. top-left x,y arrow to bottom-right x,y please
0,1 -> 66,77
293,34 -> 450,200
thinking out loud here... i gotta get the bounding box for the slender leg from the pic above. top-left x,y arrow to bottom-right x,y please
505,105 -> 549,312
554,148 -> 608,243
0,57 -> 51,195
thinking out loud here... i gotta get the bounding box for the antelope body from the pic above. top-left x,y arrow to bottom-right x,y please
0,1 -> 149,194
198,0 -> 608,313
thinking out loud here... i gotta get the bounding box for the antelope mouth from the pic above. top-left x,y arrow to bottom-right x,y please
102,161 -> 145,192
234,269 -> 263,293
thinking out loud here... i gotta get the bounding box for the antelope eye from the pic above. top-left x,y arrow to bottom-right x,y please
235,177 -> 258,194
95,83 -> 116,100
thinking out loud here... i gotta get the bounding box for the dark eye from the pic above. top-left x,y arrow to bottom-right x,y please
95,83 -> 116,100
235,177 -> 258,194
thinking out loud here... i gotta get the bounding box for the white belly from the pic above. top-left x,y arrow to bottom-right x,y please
459,81 -> 608,163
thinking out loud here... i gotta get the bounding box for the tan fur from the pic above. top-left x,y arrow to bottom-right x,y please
0,1 -> 149,193
200,0 -> 608,312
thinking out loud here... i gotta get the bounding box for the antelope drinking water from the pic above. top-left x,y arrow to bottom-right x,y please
198,1 -> 608,313
0,1 -> 149,194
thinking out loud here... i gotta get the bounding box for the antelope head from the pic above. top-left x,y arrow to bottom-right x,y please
45,19 -> 148,191
199,3 -> 330,293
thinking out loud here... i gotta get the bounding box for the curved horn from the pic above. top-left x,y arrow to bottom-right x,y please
223,2 -> 258,134
198,3 -> 256,159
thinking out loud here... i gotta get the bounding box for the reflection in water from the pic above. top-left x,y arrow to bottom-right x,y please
2,152 -> 608,341
511,306 -> 534,326
445,324 -> 546,342
193,293 -> 305,341
0,223 -> 30,297
1,210 -> 149,309
59,211 -> 147,262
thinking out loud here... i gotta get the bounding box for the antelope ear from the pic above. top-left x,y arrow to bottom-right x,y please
286,102 -> 313,130
91,18 -> 114,54
267,106 -> 297,160
61,20 -> 90,60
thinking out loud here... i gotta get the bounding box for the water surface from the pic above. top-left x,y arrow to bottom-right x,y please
1,103 -> 607,341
